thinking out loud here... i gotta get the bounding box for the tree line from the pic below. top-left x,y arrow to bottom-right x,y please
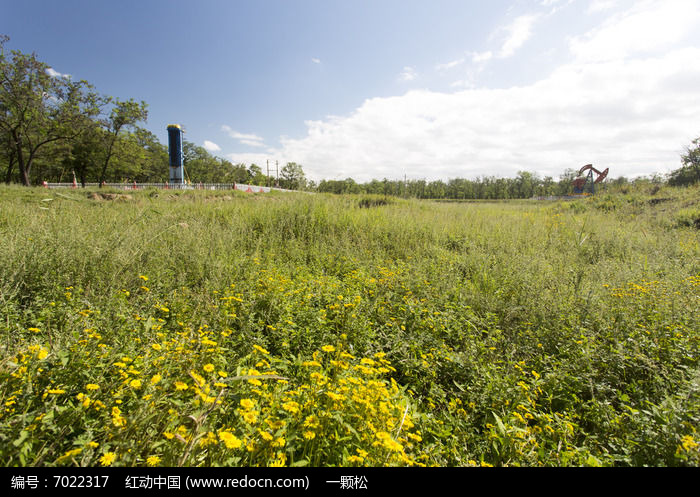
0,36 -> 305,190
2,35 -> 698,195
317,171 -> 599,199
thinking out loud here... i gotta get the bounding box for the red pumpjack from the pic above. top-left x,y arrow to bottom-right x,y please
572,164 -> 608,194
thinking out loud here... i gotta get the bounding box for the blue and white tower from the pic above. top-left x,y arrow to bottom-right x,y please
167,124 -> 184,185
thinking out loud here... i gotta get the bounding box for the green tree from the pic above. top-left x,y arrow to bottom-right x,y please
426,180 -> 446,198
247,163 -> 268,186
183,141 -> 217,183
669,136 -> 700,186
514,171 -> 536,198
0,36 -> 104,185
110,132 -> 154,182
97,98 -> 148,185
62,118 -> 103,186
231,163 -> 249,183
343,177 -> 361,194
2,127 -> 17,183
556,168 -> 578,195
130,127 -> 169,182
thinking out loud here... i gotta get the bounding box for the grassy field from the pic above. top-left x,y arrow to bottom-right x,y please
0,184 -> 698,467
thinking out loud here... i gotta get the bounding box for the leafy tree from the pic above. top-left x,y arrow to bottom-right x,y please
97,98 -> 148,185
62,118 -> 103,186
130,127 -> 169,182
514,171 -> 536,198
183,141 -> 219,183
556,168 -> 578,195
230,163 -> 249,184
347,177 -> 362,194
538,176 -> 555,196
280,162 -> 306,190
247,163 -> 268,186
364,179 -> 384,195
0,36 -> 104,185
426,180 -> 446,199
1,127 -> 16,183
669,136 -> 700,186
110,132 -> 154,182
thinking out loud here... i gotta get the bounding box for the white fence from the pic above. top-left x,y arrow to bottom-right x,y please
43,182 -> 299,194
532,195 -> 588,201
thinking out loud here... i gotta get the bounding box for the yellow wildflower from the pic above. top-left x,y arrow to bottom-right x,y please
282,401 -> 300,414
189,371 -> 206,386
269,453 -> 287,467
99,452 -> 116,466
253,344 -> 270,355
242,410 -> 258,425
681,435 -> 699,452
219,431 -> 243,449
111,407 -> 126,428
376,432 -> 403,452
326,391 -> 345,402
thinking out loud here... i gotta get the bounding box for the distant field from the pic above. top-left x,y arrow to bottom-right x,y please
0,184 -> 698,467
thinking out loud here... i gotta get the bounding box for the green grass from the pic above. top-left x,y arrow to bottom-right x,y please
0,184 -> 698,466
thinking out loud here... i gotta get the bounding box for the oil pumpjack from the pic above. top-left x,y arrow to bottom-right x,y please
572,164 -> 609,195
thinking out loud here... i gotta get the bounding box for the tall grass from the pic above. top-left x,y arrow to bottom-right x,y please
0,184 -> 698,466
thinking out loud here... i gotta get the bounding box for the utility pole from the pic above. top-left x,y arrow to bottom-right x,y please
266,160 -> 270,188
276,160 -> 279,188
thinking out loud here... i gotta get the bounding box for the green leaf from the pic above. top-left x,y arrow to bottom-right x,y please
143,316 -> 154,333
13,431 -> 29,447
56,349 -> 69,366
492,412 -> 506,435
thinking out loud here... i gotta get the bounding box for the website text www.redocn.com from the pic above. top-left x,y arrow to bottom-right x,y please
186,475 -> 309,490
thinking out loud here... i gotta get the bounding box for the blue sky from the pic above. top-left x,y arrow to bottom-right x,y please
3,0 -> 700,182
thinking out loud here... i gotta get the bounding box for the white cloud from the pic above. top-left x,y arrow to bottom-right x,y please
471,50 -> 493,63
497,14 -> 539,58
398,66 -> 418,82
46,67 -> 70,79
436,58 -> 465,71
449,79 -> 473,89
268,2 -> 700,183
225,152 -> 275,167
203,140 -> 221,153
311,57 -> 321,64
571,0 -> 700,62
587,0 -> 617,13
221,125 -> 266,148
